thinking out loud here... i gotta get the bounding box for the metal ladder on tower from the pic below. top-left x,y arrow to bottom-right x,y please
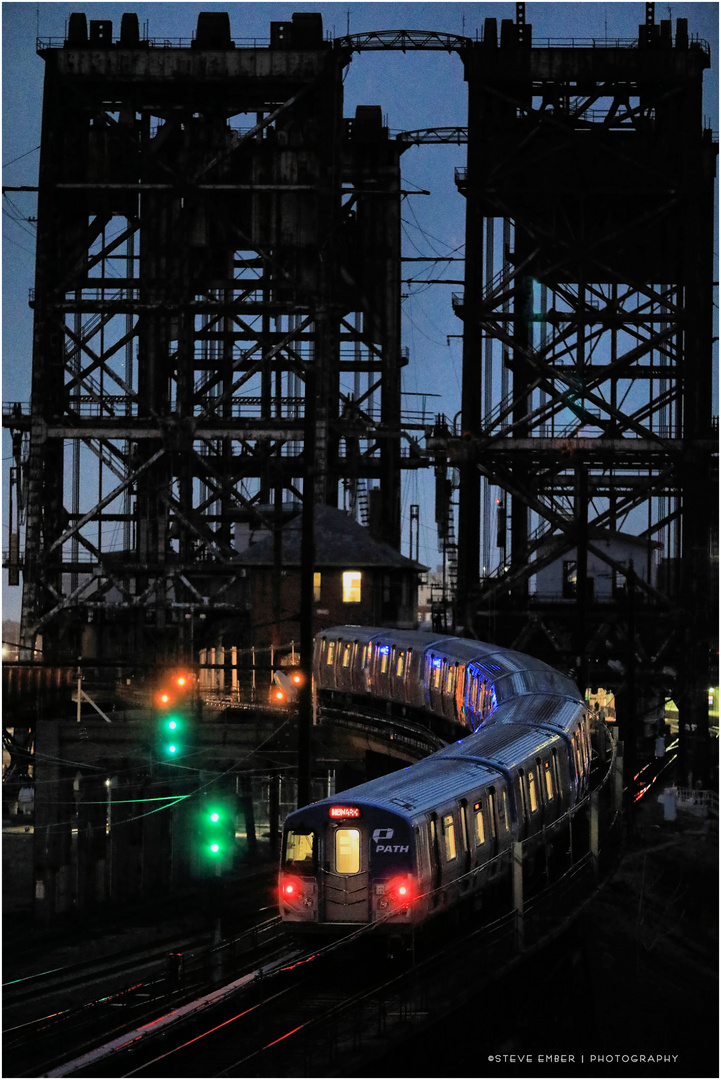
356,478 -> 370,528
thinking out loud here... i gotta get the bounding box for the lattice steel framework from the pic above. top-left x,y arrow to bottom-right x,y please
453,10 -> 717,774
9,12 -> 406,664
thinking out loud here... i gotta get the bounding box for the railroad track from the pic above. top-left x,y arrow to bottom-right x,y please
52,854 -> 604,1078
3,933 -> 211,1015
2,916 -> 289,1079
319,703 -> 446,757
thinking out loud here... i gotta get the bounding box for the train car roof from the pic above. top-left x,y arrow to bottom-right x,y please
490,692 -> 585,732
436,721 -> 562,772
298,701 -> 577,819
307,753 -> 501,817
318,626 -> 447,649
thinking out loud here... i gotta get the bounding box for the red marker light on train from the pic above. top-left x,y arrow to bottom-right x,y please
281,877 -> 302,899
388,877 -> 412,902
329,806 -> 360,818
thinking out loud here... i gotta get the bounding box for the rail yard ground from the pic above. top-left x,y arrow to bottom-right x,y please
3,787 -> 718,1079
377,791 -> 719,1080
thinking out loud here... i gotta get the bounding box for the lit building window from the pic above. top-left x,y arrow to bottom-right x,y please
342,570 -> 361,603
314,572 -> 321,601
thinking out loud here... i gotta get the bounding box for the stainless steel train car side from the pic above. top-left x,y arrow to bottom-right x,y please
314,625 -> 582,735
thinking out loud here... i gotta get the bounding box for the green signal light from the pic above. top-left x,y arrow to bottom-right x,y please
168,719 -> 178,731
209,811 -> 220,822
210,842 -> 220,854
167,744 -> 177,754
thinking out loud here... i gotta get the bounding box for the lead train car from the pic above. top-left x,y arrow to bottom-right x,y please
280,629 -> 591,935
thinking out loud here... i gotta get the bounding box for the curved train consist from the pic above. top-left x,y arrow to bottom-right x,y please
280,626 -> 592,935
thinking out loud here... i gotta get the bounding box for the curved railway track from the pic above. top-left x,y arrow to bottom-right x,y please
318,702 -> 447,758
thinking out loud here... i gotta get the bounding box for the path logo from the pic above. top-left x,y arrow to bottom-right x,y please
372,826 -> 409,854
372,828 -> 394,842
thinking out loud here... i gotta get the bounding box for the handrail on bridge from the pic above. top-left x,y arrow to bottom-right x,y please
335,30 -> 471,54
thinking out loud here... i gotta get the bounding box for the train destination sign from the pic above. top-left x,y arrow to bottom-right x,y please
329,806 -> 361,818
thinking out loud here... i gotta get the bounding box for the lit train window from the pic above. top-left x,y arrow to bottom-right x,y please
396,651 -> 405,678
445,664 -> 456,694
380,649 -> 389,674
460,800 -> 469,853
544,760 -> 554,800
442,814 -> 456,860
528,769 -> 538,813
473,801 -> 485,845
326,641 -> 335,665
284,831 -> 314,867
487,790 -> 498,840
500,790 -> 509,831
517,771 -> 528,821
572,733 -> 582,778
430,656 -> 442,690
342,643 -> 352,668
335,829 -> 360,874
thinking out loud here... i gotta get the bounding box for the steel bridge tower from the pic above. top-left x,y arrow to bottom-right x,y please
453,5 -> 717,779
7,11 -> 407,665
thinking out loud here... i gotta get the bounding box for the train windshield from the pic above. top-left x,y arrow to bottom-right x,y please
335,828 -> 360,874
283,830 -> 315,869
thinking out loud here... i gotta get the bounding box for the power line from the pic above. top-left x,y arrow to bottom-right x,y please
2,145 -> 40,169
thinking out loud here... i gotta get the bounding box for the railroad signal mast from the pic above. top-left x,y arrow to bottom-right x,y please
153,670 -> 197,762
197,797 -> 235,872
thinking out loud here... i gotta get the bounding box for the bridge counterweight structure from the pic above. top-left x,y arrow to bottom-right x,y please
7,11 -> 408,667
453,11 -> 717,781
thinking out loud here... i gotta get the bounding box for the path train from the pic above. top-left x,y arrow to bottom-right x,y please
279,626 -> 592,935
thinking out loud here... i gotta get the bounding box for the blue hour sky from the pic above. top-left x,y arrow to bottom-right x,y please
2,2 -> 718,622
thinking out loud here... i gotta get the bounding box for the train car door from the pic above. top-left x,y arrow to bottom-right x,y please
322,819 -> 370,922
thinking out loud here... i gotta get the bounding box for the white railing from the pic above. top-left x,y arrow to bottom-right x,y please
676,788 -> 719,816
